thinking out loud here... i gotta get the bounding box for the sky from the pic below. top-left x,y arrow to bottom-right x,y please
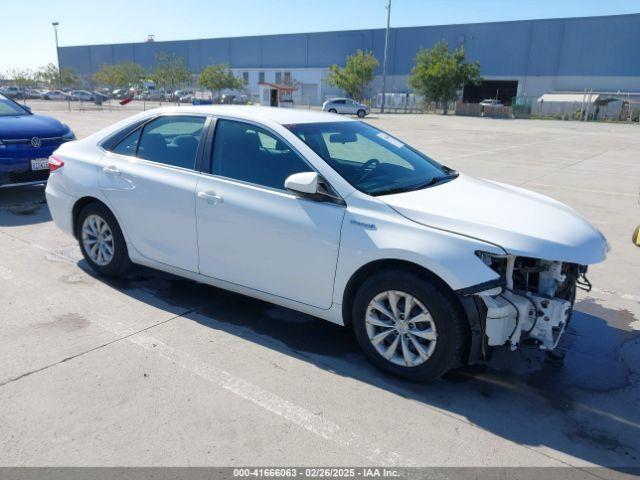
0,0 -> 639,72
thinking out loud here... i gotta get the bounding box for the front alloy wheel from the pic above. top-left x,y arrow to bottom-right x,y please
352,270 -> 467,381
365,290 -> 437,367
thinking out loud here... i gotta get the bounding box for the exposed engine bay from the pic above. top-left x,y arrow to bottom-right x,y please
475,253 -> 591,351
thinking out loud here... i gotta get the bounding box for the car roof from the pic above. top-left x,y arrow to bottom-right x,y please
147,105 -> 353,125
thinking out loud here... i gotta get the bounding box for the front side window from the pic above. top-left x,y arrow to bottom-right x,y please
112,115 -> 206,170
286,122 -> 456,196
211,119 -> 312,190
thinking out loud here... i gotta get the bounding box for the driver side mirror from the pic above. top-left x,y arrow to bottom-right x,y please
285,172 -> 319,195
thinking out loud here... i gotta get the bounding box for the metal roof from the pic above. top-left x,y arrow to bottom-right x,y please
59,14 -> 640,78
538,93 -> 598,103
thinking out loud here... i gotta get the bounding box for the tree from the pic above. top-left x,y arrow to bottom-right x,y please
9,69 -> 37,97
36,63 -> 80,89
93,62 -> 144,98
408,41 -> 481,112
151,52 -> 191,95
93,64 -> 118,91
198,64 -> 243,100
113,62 -> 144,90
327,50 -> 378,101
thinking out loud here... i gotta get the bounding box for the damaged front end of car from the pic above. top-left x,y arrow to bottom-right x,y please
460,252 -> 593,361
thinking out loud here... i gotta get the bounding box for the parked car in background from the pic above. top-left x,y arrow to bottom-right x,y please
45,106 -> 607,381
0,93 -> 75,187
220,94 -> 237,104
479,99 -> 503,107
232,94 -> 249,105
70,90 -> 95,102
111,88 -> 133,100
322,98 -> 370,118
27,89 -> 45,99
43,90 -> 70,101
173,89 -> 195,102
1,86 -> 26,100
135,90 -> 168,102
92,91 -> 110,103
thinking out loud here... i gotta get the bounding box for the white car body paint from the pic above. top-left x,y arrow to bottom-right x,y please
380,174 -> 609,265
46,105 -> 608,362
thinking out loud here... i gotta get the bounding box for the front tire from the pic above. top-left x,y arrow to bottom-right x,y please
328,108 -> 337,113
76,202 -> 130,276
357,109 -> 366,118
352,270 -> 467,382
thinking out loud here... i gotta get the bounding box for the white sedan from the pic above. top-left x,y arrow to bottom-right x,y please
45,106 -> 608,381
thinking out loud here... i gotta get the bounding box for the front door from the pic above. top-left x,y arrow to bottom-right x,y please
196,119 -> 345,308
99,114 -> 207,272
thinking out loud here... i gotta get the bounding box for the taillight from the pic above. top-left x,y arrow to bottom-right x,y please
49,155 -> 64,172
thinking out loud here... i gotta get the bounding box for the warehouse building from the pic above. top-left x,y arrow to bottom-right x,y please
59,13 -> 640,106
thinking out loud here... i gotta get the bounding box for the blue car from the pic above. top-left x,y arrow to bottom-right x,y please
0,93 -> 75,188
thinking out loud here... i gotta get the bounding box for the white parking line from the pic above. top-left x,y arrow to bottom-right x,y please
88,311 -> 417,467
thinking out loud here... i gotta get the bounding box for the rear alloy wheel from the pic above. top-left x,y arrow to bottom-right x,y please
357,109 -> 366,118
352,270 -> 467,381
77,203 -> 130,276
82,214 -> 115,266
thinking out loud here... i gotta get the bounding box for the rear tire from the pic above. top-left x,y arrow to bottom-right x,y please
76,202 -> 130,276
357,109 -> 366,118
351,270 -> 467,382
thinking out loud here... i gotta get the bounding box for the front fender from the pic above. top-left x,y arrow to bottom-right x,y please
332,206 -> 504,306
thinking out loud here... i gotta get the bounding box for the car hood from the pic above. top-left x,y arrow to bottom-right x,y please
0,114 -> 69,140
380,174 -> 608,265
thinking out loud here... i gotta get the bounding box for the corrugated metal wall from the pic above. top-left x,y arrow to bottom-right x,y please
59,14 -> 640,79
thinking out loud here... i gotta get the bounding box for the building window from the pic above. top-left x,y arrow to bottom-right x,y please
275,72 -> 282,84
284,71 -> 291,84
242,72 -> 249,85
259,72 -> 265,83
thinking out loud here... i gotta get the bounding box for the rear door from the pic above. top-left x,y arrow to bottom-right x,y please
333,99 -> 347,113
345,100 -> 358,114
99,114 -> 208,272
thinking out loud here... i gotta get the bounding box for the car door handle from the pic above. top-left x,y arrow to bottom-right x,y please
197,191 -> 224,204
102,165 -> 121,176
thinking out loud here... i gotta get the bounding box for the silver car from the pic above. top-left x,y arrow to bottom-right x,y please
322,98 -> 370,117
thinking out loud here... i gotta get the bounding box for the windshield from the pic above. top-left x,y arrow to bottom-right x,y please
286,121 -> 456,196
0,94 -> 29,116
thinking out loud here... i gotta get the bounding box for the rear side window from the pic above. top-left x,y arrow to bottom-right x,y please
211,119 -> 312,190
112,129 -> 141,156
111,115 -> 206,170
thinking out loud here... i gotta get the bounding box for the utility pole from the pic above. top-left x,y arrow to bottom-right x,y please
52,22 -> 61,88
380,0 -> 392,114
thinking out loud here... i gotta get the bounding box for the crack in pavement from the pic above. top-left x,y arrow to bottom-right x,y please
0,308 -> 198,388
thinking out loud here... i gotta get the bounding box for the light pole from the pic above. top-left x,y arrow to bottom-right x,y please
52,22 -> 61,88
380,0 -> 392,114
